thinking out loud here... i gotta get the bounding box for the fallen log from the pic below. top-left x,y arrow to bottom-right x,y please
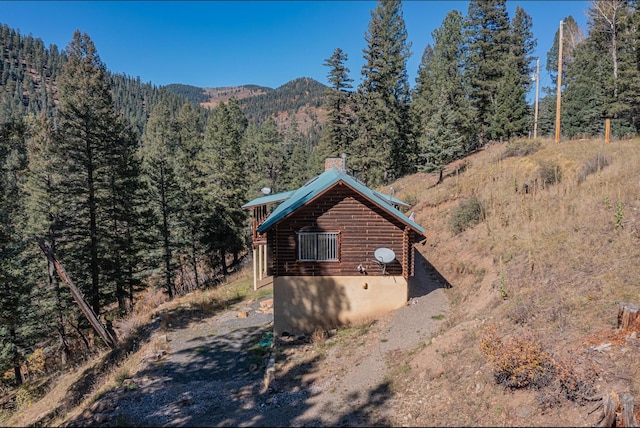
35,237 -> 117,349
0,392 -> 17,408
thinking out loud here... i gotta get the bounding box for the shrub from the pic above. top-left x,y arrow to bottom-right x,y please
538,160 -> 562,187
480,325 -> 554,390
577,152 -> 610,184
449,196 -> 484,234
502,139 -> 542,159
537,354 -> 598,410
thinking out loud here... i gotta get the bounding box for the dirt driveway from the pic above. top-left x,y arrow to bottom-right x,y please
64,251 -> 449,427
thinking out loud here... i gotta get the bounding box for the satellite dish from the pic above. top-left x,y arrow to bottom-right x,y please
374,248 -> 395,275
374,247 -> 395,264
261,187 -> 271,195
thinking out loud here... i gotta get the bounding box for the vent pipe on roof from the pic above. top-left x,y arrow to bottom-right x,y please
341,153 -> 346,172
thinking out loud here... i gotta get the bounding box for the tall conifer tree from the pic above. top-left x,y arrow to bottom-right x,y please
321,48 -> 354,157
21,113 -> 74,365
0,119 -> 32,385
141,101 -> 180,299
464,0 -> 511,146
55,31 -> 131,316
412,10 -> 471,182
174,101 -> 206,290
353,0 -> 412,186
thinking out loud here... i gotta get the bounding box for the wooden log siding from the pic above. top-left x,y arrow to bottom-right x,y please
268,184 -> 409,277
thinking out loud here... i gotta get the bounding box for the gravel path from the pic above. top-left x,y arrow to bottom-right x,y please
278,255 -> 450,427
65,252 -> 449,427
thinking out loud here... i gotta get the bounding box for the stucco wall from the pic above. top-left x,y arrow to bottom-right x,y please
273,275 -> 408,335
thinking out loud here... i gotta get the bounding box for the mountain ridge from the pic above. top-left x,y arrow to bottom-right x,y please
163,77 -> 329,135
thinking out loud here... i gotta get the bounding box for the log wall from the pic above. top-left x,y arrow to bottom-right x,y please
266,183 -> 416,278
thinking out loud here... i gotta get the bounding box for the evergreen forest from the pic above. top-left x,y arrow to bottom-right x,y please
1,0 -> 639,389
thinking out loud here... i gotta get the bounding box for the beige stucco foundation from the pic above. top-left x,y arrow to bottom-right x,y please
273,275 -> 408,335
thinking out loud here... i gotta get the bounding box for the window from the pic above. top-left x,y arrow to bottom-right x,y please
298,232 -> 339,261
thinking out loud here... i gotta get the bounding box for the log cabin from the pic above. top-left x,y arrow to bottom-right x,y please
242,157 -> 425,335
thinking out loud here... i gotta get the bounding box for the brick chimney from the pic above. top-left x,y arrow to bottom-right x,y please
324,153 -> 347,172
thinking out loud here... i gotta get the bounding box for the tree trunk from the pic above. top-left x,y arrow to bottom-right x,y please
620,393 -> 639,427
617,302 -> 640,331
51,253 -> 71,367
221,250 -> 228,276
160,168 -> 174,299
10,327 -> 23,386
599,392 -> 618,427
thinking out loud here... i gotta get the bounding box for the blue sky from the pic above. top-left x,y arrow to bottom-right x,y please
2,1 -> 589,92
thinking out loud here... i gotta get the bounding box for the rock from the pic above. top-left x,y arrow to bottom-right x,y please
90,400 -> 113,413
94,413 -> 108,424
237,311 -> 249,318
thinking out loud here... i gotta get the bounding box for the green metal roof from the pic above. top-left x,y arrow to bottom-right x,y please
256,167 -> 425,235
242,190 -> 296,209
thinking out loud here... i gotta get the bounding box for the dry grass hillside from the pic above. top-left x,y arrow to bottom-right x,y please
384,137 -> 640,426
2,137 -> 639,427
200,86 -> 270,108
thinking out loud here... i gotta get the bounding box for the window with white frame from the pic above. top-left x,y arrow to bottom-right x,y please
297,232 -> 339,261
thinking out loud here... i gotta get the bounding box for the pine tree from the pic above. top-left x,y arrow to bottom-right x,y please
55,31 -> 128,317
200,98 -> 248,275
617,0 -> 640,132
321,48 -> 354,157
174,101 -> 206,290
280,117 -> 311,189
0,118 -> 33,385
508,5 -> 537,137
246,118 -> 284,193
586,0 -> 637,134
352,0 -> 412,186
101,122 -> 148,312
562,38 -> 608,137
464,0 -> 512,145
412,10 -> 471,182
21,113 -> 75,366
140,101 -> 180,299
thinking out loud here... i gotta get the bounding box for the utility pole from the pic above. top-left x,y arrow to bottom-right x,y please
555,20 -> 564,144
534,58 -> 540,139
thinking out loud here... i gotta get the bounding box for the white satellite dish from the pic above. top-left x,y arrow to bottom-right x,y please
374,247 -> 395,275
374,247 -> 395,264
260,187 -> 271,195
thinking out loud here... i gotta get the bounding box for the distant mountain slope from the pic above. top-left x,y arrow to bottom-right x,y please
202,84 -> 272,108
164,77 -> 329,136
0,21 -> 327,143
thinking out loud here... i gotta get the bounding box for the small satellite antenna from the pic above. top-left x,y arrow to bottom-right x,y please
374,247 -> 395,275
260,187 -> 271,195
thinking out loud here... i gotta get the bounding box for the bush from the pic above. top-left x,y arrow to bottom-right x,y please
449,196 -> 483,234
577,152 -> 610,184
502,139 -> 542,159
538,160 -> 562,188
480,325 -> 554,390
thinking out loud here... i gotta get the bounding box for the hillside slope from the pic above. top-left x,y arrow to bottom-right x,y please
3,137 -> 640,427
385,137 -> 640,426
164,77 -> 328,135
